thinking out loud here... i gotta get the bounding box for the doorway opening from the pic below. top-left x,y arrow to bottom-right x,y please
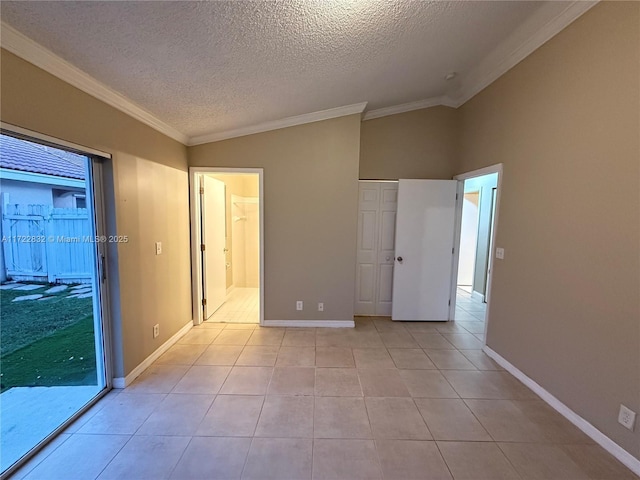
451,166 -> 501,338
190,168 -> 263,326
0,129 -> 111,476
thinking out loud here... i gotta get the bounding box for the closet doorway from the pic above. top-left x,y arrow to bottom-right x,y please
190,168 -> 263,325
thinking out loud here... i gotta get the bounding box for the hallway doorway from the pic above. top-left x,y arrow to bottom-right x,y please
190,168 -> 263,326
451,166 -> 501,331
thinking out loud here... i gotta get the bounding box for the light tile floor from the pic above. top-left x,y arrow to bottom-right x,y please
207,288 -> 259,324
12,319 -> 638,480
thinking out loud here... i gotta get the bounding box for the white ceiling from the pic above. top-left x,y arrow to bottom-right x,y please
0,1 -> 593,144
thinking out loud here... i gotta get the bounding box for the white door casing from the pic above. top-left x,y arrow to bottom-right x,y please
201,175 -> 227,318
354,182 -> 398,316
392,179 -> 457,321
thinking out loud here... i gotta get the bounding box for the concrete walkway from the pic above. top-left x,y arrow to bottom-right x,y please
0,385 -> 101,471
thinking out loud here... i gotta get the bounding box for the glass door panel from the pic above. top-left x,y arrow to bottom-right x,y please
0,133 -> 109,475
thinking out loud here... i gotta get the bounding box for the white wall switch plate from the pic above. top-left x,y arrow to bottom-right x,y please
318,302 -> 324,312
618,404 -> 636,431
153,324 -> 160,338
155,242 -> 162,255
495,247 -> 505,260
296,300 -> 303,311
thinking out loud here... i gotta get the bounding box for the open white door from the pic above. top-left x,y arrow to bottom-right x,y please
201,175 -> 227,319
392,179 -> 457,321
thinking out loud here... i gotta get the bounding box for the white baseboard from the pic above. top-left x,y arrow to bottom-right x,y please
483,346 -> 640,477
471,290 -> 485,302
113,320 -> 193,388
263,320 -> 354,328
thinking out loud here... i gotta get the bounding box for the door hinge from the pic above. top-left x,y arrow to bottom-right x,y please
456,193 -> 459,200
452,247 -> 455,254
448,299 -> 451,306
199,186 -> 204,195
202,298 -> 207,306
201,244 -> 206,251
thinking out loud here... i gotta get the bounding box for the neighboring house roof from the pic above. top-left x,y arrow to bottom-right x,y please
0,134 -> 85,180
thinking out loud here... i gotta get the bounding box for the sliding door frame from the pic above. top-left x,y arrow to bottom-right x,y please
0,123 -> 113,479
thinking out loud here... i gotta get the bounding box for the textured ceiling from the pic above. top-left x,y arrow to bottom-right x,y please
1,1 -> 545,138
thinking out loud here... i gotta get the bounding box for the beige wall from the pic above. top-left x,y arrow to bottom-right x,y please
360,106 -> 458,180
457,2 -> 640,459
190,115 -> 361,322
0,49 -> 192,377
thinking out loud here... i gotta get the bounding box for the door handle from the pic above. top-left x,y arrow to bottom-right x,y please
396,256 -> 403,263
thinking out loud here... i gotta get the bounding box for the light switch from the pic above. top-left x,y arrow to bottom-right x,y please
495,247 -> 504,260
156,242 -> 162,255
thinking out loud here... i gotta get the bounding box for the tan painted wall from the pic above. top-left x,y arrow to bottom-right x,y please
360,106 -> 458,180
0,49 -> 192,377
190,115 -> 361,322
457,2 -> 640,459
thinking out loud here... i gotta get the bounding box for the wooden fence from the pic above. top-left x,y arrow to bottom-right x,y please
1,204 -> 93,284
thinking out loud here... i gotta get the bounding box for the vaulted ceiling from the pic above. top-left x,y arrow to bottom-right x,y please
0,1 -> 595,144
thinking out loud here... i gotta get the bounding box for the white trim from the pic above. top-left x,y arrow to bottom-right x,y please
1,1 -> 594,146
0,22 -> 189,145
189,167 -> 264,327
449,180 -> 466,321
188,102 -> 368,145
453,1 -> 598,106
361,2 -> 597,120
483,346 -> 640,477
0,168 -> 85,189
362,96 -> 456,121
112,320 -> 192,388
454,164 -> 504,182
1,122 -> 111,158
471,290 -> 485,303
263,320 -> 354,328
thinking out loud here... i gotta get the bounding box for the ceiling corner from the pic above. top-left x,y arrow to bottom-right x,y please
457,1 -> 599,105
1,21 -> 189,145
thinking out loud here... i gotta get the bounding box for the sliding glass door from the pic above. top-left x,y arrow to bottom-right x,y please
0,132 -> 110,476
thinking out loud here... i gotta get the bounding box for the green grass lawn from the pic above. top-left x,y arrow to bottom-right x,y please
0,284 -> 97,392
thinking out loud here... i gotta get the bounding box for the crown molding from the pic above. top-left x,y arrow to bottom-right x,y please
362,96 -> 457,121
361,1 -> 597,120
0,22 -> 189,145
2,1 -> 597,144
453,1 -> 598,106
188,102 -> 368,146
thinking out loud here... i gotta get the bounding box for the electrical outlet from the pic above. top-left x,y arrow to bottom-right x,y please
155,242 -> 162,255
153,324 -> 160,338
618,404 -> 636,431
495,247 -> 505,260
296,300 -> 303,311
318,302 -> 324,312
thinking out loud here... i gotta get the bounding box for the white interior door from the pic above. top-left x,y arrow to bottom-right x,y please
355,182 -> 399,316
201,175 -> 227,318
392,179 -> 457,321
